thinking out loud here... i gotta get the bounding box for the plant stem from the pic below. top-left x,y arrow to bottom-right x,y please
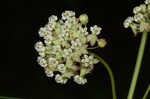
142,84 -> 150,99
87,46 -> 99,50
0,96 -> 21,99
88,52 -> 117,99
127,31 -> 148,99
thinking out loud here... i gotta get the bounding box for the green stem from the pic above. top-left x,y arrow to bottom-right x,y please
87,46 -> 99,50
142,84 -> 150,99
127,31 -> 148,99
88,52 -> 117,99
0,96 -> 21,99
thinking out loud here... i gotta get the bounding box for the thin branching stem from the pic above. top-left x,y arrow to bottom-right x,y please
142,84 -> 150,99
88,51 -> 117,99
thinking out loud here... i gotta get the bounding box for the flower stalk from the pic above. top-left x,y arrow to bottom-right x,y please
88,51 -> 117,99
127,31 -> 148,99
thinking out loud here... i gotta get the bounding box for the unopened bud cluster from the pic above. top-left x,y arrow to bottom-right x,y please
123,0 -> 150,36
35,11 -> 105,85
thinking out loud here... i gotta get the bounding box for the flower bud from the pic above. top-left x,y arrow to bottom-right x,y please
98,38 -> 107,48
79,14 -> 88,25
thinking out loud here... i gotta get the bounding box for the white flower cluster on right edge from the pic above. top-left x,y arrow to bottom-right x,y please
35,11 -> 106,85
123,0 -> 150,36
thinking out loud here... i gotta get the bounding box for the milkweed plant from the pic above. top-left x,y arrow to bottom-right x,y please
33,0 -> 150,99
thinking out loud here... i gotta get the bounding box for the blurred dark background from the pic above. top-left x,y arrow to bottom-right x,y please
1,0 -> 149,99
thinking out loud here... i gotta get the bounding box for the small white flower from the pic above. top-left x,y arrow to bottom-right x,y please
38,27 -> 47,37
47,22 -> 56,31
133,6 -> 141,14
48,57 -> 59,67
44,34 -> 53,46
134,13 -> 144,22
62,11 -> 75,20
55,51 -> 62,59
53,61 -> 59,67
49,15 -> 58,22
63,48 -> 72,57
45,68 -> 54,77
90,25 -> 102,35
85,63 -> 89,67
74,75 -> 87,85
81,55 -> 95,67
63,49 -> 69,56
48,57 -> 55,62
84,31 -> 89,36
64,20 -> 72,29
57,64 -> 66,73
44,34 -> 53,40
123,17 -> 134,28
145,0 -> 149,4
55,74 -> 68,84
39,52 -> 45,57
37,57 -> 47,67
79,26 -> 88,35
53,45 -> 61,51
71,41 -> 77,49
35,41 -> 45,52
44,39 -> 52,46
71,39 -> 82,49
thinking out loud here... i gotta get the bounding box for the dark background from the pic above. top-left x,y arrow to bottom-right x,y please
1,0 -> 149,99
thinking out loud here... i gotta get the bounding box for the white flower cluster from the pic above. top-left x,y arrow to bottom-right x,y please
35,11 -> 104,85
123,0 -> 150,35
